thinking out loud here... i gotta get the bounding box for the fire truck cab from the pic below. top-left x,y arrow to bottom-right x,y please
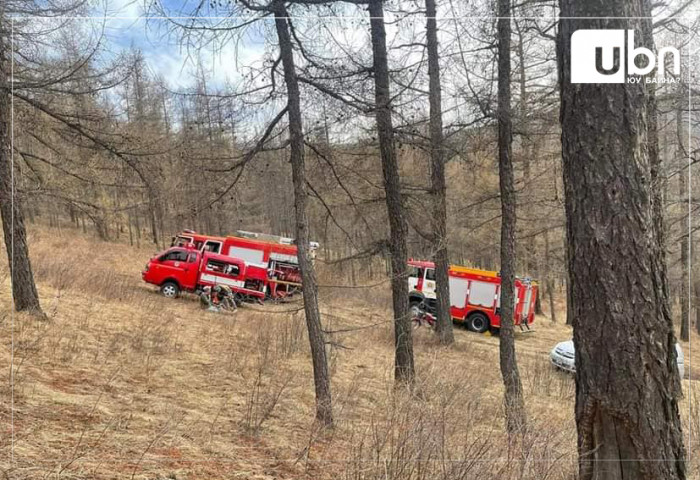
408,259 -> 537,333
142,246 -> 267,301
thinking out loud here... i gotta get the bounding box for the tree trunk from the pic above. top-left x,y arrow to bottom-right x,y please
0,25 -> 42,314
558,3 -> 686,479
369,0 -> 414,384
644,20 -> 676,354
676,107 -> 689,341
544,229 -> 556,323
496,0 -> 526,434
127,209 -> 134,247
534,290 -> 544,315
695,278 -> 700,335
425,0 -> 454,346
274,4 -> 333,426
565,229 -> 572,326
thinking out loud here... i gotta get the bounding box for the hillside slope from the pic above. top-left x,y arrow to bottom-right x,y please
1,227 -> 698,479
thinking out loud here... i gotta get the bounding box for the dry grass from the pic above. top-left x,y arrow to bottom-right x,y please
1,227 -> 699,479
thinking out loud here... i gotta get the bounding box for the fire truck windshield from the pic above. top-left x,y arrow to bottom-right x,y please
408,266 -> 423,278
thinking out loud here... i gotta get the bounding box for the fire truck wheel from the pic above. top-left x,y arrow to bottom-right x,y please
160,281 -> 180,298
467,312 -> 489,333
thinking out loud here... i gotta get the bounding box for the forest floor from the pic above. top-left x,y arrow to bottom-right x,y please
1,226 -> 699,479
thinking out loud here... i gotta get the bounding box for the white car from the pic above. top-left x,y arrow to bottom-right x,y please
550,340 -> 685,378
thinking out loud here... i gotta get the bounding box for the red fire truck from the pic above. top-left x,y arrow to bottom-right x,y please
407,259 -> 537,333
142,245 -> 268,300
171,230 -> 318,299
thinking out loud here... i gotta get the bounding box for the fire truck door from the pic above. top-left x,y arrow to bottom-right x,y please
408,266 -> 424,292
423,268 -> 436,294
181,252 -> 200,290
158,249 -> 196,289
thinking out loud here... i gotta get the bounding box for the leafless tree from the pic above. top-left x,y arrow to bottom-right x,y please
0,5 -> 42,314
369,0 -> 415,384
496,0 -> 526,433
273,0 -> 333,425
1,2 -> 130,314
425,0 -> 454,345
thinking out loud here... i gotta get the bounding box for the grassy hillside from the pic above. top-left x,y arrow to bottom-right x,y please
1,227 -> 698,479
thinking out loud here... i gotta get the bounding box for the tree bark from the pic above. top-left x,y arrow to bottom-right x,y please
695,278 -> 700,335
558,3 -> 686,478
369,0 -> 415,384
544,230 -> 556,323
497,0 -> 526,434
676,106 -> 689,341
425,0 -> 454,346
644,14 -> 676,354
148,190 -> 160,246
534,290 -> 544,315
0,20 -> 42,314
274,4 -> 333,426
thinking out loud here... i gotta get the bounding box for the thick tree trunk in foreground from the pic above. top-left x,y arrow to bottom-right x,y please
558,2 -> 685,478
369,0 -> 414,384
0,26 -> 42,314
274,5 -> 333,426
644,56 -> 675,350
642,10 -> 676,353
425,0 -> 454,346
497,0 -> 526,434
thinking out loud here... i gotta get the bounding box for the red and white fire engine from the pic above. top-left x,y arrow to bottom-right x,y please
142,245 -> 268,300
171,230 -> 318,299
408,259 -> 537,333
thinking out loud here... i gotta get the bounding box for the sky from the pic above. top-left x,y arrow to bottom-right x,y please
51,0 -> 698,141
98,0 -> 269,89
85,0 -> 452,92
29,0 -> 700,95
